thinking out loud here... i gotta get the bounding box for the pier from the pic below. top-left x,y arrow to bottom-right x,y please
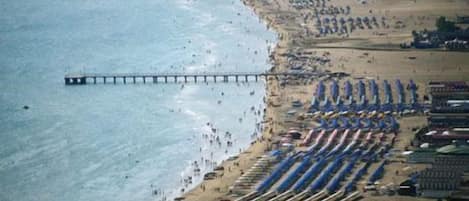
64,72 -> 323,85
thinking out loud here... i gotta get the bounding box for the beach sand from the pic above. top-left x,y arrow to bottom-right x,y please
182,0 -> 469,200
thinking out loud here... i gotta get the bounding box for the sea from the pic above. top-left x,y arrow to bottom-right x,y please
0,0 -> 276,201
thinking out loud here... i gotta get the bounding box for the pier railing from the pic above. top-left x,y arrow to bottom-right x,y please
64,72 -> 323,85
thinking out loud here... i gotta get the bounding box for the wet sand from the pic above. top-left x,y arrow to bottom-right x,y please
182,0 -> 469,201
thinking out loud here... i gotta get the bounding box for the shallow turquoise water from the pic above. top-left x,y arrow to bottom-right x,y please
0,0 -> 276,200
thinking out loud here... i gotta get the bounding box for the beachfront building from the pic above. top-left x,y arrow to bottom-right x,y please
428,81 -> 469,129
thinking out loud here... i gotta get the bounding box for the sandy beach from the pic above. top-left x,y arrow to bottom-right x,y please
182,0 -> 469,201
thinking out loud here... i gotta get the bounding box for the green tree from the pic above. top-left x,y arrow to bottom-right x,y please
436,16 -> 457,32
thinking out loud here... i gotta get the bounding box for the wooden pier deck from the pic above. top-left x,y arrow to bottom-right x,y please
64,72 -> 324,85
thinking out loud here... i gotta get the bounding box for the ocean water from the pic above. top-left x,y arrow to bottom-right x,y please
0,1 -> 276,201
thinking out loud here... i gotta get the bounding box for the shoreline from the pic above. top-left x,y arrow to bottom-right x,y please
180,1 -> 284,200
